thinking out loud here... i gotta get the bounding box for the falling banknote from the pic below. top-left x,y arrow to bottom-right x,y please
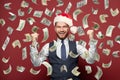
30,68 -> 41,75
94,66 -> 103,80
42,28 -> 49,42
3,65 -> 12,75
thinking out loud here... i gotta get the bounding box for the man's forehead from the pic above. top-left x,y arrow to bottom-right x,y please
55,22 -> 68,26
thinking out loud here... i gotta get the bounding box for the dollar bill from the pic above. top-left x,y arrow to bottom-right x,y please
92,0 -> 99,4
94,66 -> 103,80
3,65 -> 12,75
76,0 -> 87,8
16,66 -> 25,72
104,0 -> 109,9
80,51 -> 89,60
99,14 -> 108,23
94,53 -> 100,62
56,0 -> 64,7
0,18 -> 6,26
106,25 -> 115,37
96,31 -> 104,39
78,39 -> 86,47
28,7 -> 33,14
7,26 -> 14,35
77,26 -> 85,36
32,0 -> 37,4
18,9 -> 25,16
55,9 -> 62,15
2,36 -> 10,51
71,66 -> 80,76
23,33 -> 32,42
98,42 -> 104,49
110,8 -> 119,17
22,47 -> 27,60
64,2 -> 72,13
49,40 -> 57,52
92,8 -> 98,15
27,17 -> 35,25
40,17 -> 51,26
112,50 -> 120,58
60,65 -> 68,72
69,51 -> 79,58
12,40 -> 21,48
118,22 -> 120,29
73,9 -> 82,21
115,35 -> 120,44
67,78 -> 73,80
4,2 -> 12,10
16,19 -> 26,31
92,22 -> 100,30
8,12 -> 16,21
82,14 -> 90,29
45,8 -> 55,17
107,40 -> 113,47
85,65 -> 92,74
21,0 -> 29,8
41,0 -> 48,6
42,28 -> 49,42
102,48 -> 111,56
33,10 -> 43,18
68,34 -> 75,41
2,57 -> 10,63
42,61 -> 52,76
30,68 -> 41,75
102,60 -> 112,68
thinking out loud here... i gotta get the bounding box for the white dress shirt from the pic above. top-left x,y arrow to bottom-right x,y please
30,38 -> 97,67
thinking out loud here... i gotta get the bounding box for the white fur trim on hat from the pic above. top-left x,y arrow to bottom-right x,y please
53,15 -> 73,27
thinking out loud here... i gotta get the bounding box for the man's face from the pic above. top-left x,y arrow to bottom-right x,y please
55,22 -> 69,40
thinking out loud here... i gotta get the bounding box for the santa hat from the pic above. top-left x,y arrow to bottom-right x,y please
53,13 -> 73,27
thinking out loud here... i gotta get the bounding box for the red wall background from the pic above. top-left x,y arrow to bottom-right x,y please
0,0 -> 120,80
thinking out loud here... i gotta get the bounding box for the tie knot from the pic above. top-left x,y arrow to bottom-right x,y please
61,40 -> 64,44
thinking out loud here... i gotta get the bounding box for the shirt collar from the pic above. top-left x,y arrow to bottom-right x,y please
57,38 -> 68,44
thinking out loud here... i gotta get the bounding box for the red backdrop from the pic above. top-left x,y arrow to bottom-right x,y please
0,0 -> 120,80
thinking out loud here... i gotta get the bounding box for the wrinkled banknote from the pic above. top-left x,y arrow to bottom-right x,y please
16,19 -> 26,31
78,39 -> 86,47
12,40 -> 21,48
64,2 -> 72,13
16,66 -> 25,72
73,9 -> 82,21
107,40 -> 113,47
21,0 -> 29,8
77,26 -> 85,36
104,0 -> 109,9
56,0 -> 64,7
82,14 -> 90,29
72,66 -> 80,76
30,68 -> 41,75
32,0 -> 37,4
94,66 -> 103,80
18,9 -> 25,16
3,65 -> 12,75
92,0 -> 99,4
77,0 -> 87,8
41,17 -> 51,26
60,65 -> 68,72
69,51 -> 79,58
23,33 -> 32,42
96,31 -> 104,39
27,17 -> 35,25
7,26 -> 14,35
8,12 -> 16,21
22,47 -> 27,60
102,48 -> 111,56
112,50 -> 120,58
115,35 -> 120,44
28,7 -> 33,14
99,14 -> 108,23
55,9 -> 62,15
33,10 -> 43,18
45,8 -> 55,17
68,34 -> 75,41
2,57 -> 10,63
49,40 -> 57,52
42,28 -> 49,42
102,60 -> 112,68
41,0 -> 48,6
110,8 -> 119,17
92,8 -> 98,15
2,36 -> 10,51
92,22 -> 100,30
85,65 -> 92,74
4,2 -> 12,10
106,25 -> 115,37
98,42 -> 104,49
0,18 -> 6,26
42,61 -> 52,76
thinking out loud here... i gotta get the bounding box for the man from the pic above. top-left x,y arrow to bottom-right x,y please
30,13 -> 97,80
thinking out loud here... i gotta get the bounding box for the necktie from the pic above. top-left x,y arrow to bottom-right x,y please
61,40 -> 66,60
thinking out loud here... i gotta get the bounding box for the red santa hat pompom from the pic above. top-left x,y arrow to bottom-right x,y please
53,13 -> 73,27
